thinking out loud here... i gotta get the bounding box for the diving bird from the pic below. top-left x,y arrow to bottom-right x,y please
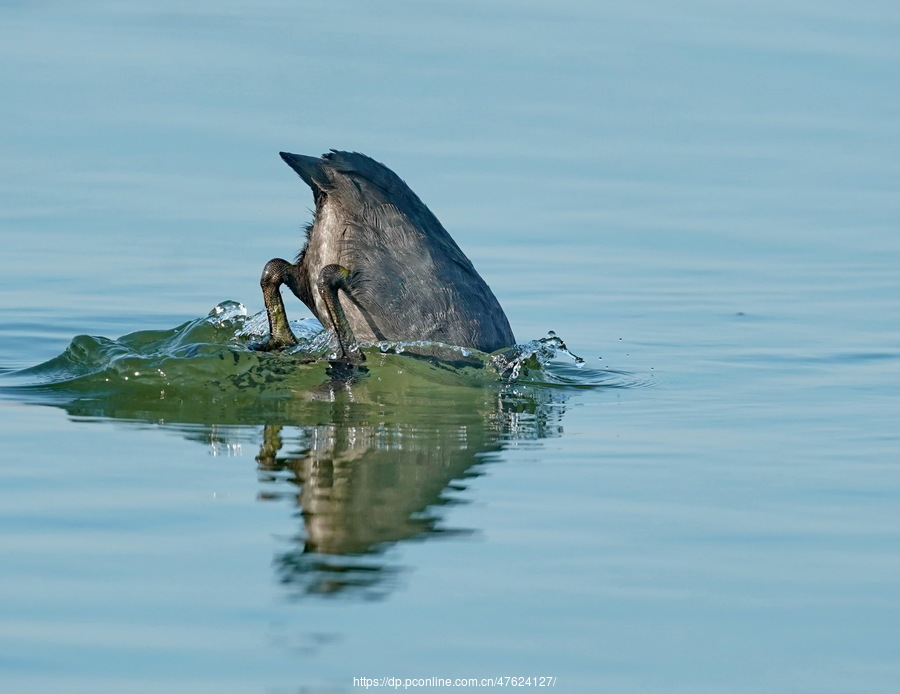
257,150 -> 515,363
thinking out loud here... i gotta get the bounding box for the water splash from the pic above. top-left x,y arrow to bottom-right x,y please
490,331 -> 585,381
207,299 -> 248,327
232,303 -> 326,345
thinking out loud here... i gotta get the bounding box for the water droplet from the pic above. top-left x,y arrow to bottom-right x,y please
207,300 -> 248,326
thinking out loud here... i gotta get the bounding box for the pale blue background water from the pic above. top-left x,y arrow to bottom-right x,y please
2,1 -> 899,693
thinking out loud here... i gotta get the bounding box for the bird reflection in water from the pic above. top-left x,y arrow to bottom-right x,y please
253,380 -> 565,600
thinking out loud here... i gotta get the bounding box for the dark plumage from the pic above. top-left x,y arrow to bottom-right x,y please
257,150 -> 515,362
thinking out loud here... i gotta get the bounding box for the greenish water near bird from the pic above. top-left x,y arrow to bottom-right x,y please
1,301 -> 605,424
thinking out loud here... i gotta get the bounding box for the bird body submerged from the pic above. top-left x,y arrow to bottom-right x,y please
258,150 -> 515,360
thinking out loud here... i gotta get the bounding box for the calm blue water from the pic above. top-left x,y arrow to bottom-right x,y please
2,1 -> 899,693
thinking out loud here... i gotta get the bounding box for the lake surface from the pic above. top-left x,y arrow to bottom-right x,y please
2,1 -> 899,692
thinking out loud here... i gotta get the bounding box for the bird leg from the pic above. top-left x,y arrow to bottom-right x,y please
256,258 -> 300,351
317,264 -> 365,365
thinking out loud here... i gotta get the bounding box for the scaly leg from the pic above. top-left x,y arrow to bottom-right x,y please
317,264 -> 365,365
256,258 -> 299,351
